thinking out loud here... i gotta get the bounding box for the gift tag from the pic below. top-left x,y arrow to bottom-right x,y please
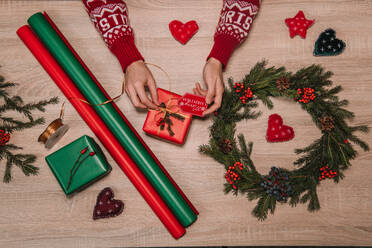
178,93 -> 208,117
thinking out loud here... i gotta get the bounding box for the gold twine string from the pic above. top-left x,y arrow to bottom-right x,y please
38,118 -> 69,149
39,63 -> 172,146
70,62 -> 172,107
38,101 -> 70,149
144,62 -> 172,92
59,101 -> 66,119
38,118 -> 64,144
154,96 -> 191,136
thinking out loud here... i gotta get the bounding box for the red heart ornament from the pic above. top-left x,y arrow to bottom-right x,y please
169,20 -> 199,45
93,187 -> 124,220
266,114 -> 295,143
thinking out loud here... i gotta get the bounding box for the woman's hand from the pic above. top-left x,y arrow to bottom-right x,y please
125,60 -> 159,109
193,57 -> 224,116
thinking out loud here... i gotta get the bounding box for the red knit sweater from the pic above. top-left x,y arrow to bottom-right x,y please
82,0 -> 260,71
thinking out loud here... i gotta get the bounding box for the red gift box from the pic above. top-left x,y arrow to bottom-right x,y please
143,88 -> 192,144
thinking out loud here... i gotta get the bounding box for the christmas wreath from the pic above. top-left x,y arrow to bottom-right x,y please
200,61 -> 369,220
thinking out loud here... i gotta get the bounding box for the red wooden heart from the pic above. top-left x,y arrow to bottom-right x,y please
266,114 -> 295,142
93,187 -> 124,220
169,20 -> 199,45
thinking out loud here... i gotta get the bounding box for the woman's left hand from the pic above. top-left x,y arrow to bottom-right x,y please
193,57 -> 224,116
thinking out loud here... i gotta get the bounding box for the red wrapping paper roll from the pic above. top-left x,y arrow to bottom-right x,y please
17,25 -> 185,239
42,12 -> 199,216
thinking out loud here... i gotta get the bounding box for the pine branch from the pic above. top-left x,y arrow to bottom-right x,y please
23,97 -> 59,113
252,195 -> 275,221
237,134 -> 256,172
0,72 -> 58,182
0,81 -> 16,89
3,159 -> 12,183
13,154 -> 38,176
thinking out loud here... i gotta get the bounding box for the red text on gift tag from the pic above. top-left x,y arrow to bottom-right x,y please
178,93 -> 208,117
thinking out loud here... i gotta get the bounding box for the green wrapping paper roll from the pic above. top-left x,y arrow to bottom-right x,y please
28,12 -> 196,227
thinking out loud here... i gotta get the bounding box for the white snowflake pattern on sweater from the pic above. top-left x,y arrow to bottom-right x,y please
86,2 -> 133,48
216,0 -> 259,43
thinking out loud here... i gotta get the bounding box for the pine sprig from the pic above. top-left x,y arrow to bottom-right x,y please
200,61 -> 369,220
0,73 -> 58,182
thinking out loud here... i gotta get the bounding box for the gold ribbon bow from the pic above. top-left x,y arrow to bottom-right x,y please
154,94 -> 190,136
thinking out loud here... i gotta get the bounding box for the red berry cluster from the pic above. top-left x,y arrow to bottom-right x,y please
234,82 -> 253,104
297,88 -> 316,103
0,129 -> 10,146
225,162 -> 243,190
344,139 -> 349,144
234,82 -> 244,93
244,88 -> 253,98
319,165 -> 338,181
156,118 -> 165,127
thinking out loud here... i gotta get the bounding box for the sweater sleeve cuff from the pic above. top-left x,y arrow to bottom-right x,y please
111,37 -> 144,72
207,35 -> 240,68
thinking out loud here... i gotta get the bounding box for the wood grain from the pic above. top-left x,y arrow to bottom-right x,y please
0,0 -> 371,247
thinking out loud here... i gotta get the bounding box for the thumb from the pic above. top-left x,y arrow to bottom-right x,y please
205,82 -> 216,105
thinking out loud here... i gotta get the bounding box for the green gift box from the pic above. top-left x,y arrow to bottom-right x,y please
46,135 -> 112,196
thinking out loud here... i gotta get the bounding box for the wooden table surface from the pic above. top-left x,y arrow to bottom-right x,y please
1,0 -> 372,247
